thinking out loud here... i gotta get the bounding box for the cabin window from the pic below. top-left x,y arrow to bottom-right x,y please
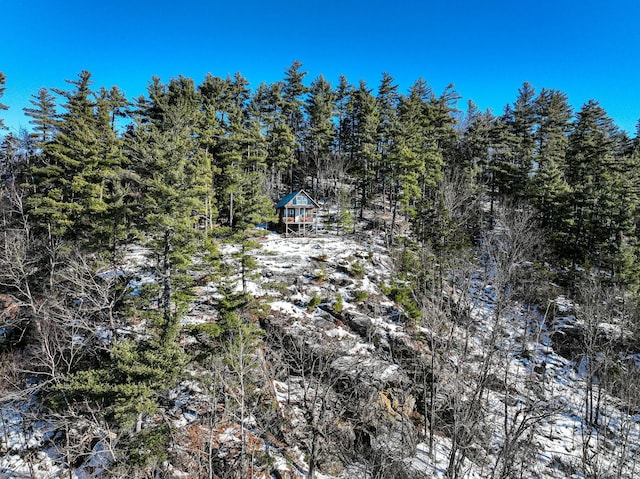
287,208 -> 295,218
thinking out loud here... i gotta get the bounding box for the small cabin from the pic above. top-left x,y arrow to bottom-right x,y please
275,190 -> 319,235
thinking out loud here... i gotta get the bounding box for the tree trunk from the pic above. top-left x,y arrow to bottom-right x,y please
161,228 -> 172,341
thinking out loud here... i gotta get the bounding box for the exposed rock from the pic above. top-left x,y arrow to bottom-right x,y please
0,294 -> 26,346
342,310 -> 374,338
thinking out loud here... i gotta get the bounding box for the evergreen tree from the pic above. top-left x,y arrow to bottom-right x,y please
334,75 -> 354,162
0,72 -> 7,130
128,75 -> 205,342
304,74 -> 336,196
211,77 -> 273,299
281,61 -> 308,185
565,100 -> 630,273
54,335 -> 185,430
609,150 -> 640,288
103,85 -> 129,131
213,73 -> 272,230
428,84 -> 460,163
390,80 -> 431,221
197,73 -> 233,228
531,88 -> 572,236
376,72 -> 399,209
231,110 -> 273,233
26,70 -> 120,241
24,73 -> 132,256
282,60 -> 308,140
455,100 -> 494,177
490,83 -> 537,201
92,86 -> 135,256
251,81 -> 296,197
391,79 -> 449,229
0,133 -> 19,182
414,84 -> 459,247
24,87 -> 58,145
511,82 -> 537,189
489,106 -> 520,199
265,118 -> 296,195
456,104 -> 493,239
633,120 -> 640,153
347,80 -> 379,218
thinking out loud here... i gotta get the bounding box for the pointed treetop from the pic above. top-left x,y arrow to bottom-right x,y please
0,72 -> 8,130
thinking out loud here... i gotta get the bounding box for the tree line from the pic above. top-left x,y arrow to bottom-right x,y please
1,63 -> 639,287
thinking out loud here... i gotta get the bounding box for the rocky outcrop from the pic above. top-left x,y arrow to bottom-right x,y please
0,294 -> 26,346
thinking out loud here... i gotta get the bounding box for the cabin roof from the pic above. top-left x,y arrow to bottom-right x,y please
275,190 -> 319,209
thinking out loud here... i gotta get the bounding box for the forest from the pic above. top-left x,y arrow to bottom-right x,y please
0,62 -> 640,478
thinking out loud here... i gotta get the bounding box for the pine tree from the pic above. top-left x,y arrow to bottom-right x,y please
26,71 -> 113,239
414,84 -> 459,247
103,85 -> 129,131
531,88 -> 572,236
213,73 -> 271,230
304,74 -> 336,196
565,100 -> 629,273
490,83 -> 537,201
428,84 -> 460,163
24,72 -> 132,257
231,110 -> 273,233
281,61 -> 308,185
376,72 -> 399,210
265,119 -> 296,195
455,100 -> 494,177
282,60 -> 308,141
391,78 -> 449,236
54,336 -> 185,429
454,103 -> 495,241
24,87 -> 58,145
128,75 -> 205,342
511,82 -> 537,191
489,106 -> 520,200
334,75 -> 354,163
0,133 -> 19,182
92,86 -> 135,256
347,80 -> 379,218
0,72 -> 7,130
197,73 -> 234,229
390,80 -> 430,221
251,81 -> 296,197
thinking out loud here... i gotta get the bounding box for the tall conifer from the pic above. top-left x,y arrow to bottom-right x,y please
532,88 -> 572,236
24,87 -> 58,145
0,72 -> 9,130
304,75 -> 336,196
347,80 -> 379,218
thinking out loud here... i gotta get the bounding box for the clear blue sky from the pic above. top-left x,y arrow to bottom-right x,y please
2,0 -> 639,134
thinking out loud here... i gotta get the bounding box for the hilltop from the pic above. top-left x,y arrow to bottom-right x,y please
1,64 -> 640,479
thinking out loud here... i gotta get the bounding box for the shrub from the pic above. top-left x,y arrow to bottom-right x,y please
307,294 -> 322,311
353,290 -> 368,302
264,281 -> 287,293
191,322 -> 223,339
315,264 -> 327,283
350,261 -> 365,279
334,294 -> 344,313
382,281 -> 422,324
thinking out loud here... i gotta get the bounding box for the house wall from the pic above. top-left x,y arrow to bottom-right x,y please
276,191 -> 318,229
277,207 -> 315,223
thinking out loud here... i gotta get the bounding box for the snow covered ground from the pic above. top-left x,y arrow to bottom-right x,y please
2,229 -> 639,478
248,231 -> 640,478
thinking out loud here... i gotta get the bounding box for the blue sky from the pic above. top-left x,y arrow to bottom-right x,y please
2,0 -> 639,134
